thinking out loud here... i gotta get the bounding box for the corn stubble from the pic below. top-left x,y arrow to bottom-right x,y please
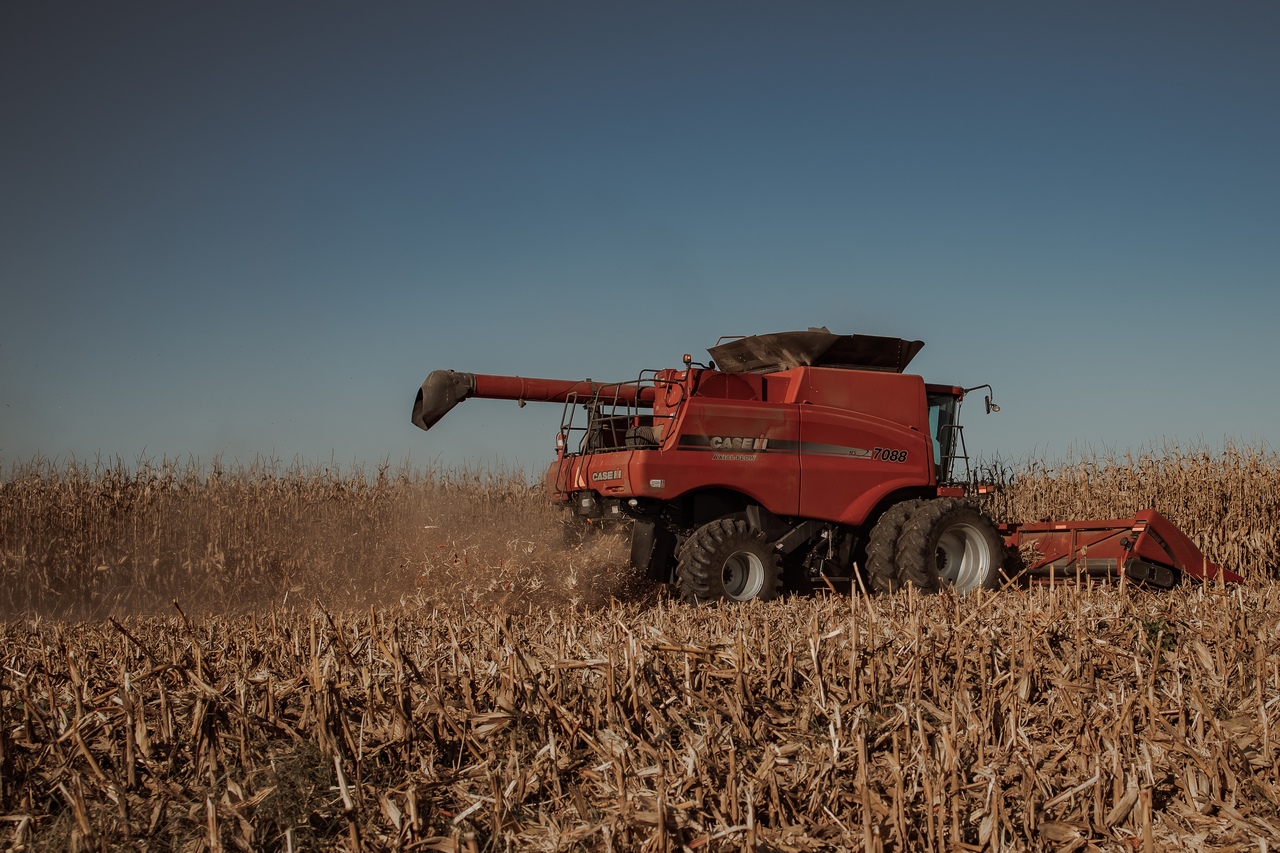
0,445 -> 1277,851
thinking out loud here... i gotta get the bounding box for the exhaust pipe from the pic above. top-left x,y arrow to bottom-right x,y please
412,370 -> 477,431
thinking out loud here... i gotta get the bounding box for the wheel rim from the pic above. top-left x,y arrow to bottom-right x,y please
934,522 -> 995,593
722,550 -> 766,600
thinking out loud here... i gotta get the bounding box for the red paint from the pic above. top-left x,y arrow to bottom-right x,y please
1003,509 -> 1241,583
539,365 -> 948,526
470,373 -> 655,407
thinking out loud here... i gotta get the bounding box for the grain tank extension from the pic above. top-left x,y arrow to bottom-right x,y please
412,329 -> 1240,602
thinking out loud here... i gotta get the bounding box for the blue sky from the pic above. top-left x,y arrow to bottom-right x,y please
2,1 -> 1277,474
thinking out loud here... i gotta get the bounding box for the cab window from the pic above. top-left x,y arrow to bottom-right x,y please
927,394 -> 958,481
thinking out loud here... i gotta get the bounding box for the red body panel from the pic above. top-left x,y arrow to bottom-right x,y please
795,371 -> 934,524
546,365 -> 940,527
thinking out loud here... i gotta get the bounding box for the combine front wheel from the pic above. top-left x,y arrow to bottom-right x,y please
678,519 -> 783,603
896,499 -> 1004,594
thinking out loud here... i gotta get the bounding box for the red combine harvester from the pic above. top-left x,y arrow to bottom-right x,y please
412,329 -> 1240,601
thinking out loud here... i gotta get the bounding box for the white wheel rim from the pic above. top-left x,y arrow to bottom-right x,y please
722,550 -> 766,600
935,522 -> 994,594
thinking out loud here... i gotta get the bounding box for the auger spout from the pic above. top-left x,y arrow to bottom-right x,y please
411,370 -> 655,432
412,370 -> 478,431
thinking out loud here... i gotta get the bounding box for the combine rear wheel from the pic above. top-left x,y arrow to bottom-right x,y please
895,499 -> 1004,594
678,519 -> 783,603
865,499 -> 921,593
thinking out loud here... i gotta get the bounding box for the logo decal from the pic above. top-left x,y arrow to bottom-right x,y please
709,436 -> 768,451
591,469 -> 623,483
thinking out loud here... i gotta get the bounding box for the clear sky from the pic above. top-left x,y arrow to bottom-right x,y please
3,1 -> 1278,475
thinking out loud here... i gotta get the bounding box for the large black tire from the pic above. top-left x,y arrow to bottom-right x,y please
864,499 -> 922,594
895,499 -> 1005,594
678,518 -> 783,603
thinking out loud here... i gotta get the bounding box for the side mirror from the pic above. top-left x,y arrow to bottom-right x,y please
965,384 -> 1000,414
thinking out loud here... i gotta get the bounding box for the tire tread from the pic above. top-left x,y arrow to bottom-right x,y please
678,518 -> 783,603
865,499 -> 921,594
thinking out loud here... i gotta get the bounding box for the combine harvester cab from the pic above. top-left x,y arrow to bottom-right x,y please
412,328 -> 1240,601
1003,509 -> 1241,587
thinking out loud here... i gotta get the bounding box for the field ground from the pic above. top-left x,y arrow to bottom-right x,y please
3,585 -> 1278,852
1,448 -> 1277,850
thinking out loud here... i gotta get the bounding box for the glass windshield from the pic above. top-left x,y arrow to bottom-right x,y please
927,393 -> 958,481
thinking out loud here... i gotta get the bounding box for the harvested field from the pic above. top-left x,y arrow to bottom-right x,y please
0,446 -> 1278,851
3,586 -> 1278,851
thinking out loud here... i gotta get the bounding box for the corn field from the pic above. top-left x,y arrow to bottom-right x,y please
979,439 -> 1280,580
0,457 -> 638,620
1,445 -> 1278,851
